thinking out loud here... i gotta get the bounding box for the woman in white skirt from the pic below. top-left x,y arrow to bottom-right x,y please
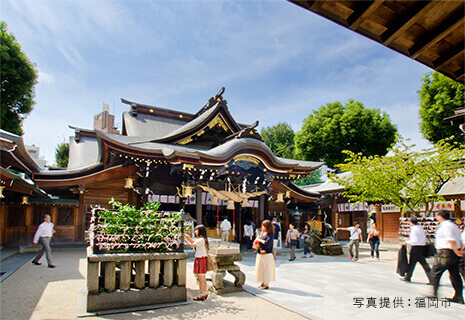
254,220 -> 276,290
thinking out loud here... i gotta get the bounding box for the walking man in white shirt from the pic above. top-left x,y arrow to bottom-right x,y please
220,216 -> 231,242
32,214 -> 56,268
337,221 -> 363,261
431,210 -> 463,304
400,217 -> 432,283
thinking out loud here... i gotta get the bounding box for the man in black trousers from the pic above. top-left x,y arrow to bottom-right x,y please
430,210 -> 463,304
401,217 -> 432,284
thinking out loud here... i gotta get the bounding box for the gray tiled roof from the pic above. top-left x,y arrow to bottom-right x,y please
67,135 -> 100,171
154,102 -> 222,142
123,111 -> 186,139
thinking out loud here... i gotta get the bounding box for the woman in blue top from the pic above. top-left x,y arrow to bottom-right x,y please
254,220 -> 276,290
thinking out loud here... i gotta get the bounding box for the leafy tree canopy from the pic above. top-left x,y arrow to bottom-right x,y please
418,72 -> 464,144
261,122 -> 295,159
55,142 -> 69,168
293,168 -> 322,186
294,100 -> 397,168
0,21 -> 38,135
330,136 -> 465,215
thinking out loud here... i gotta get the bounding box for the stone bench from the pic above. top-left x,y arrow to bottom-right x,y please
86,247 -> 188,312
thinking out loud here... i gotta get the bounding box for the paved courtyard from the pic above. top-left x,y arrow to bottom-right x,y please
0,246 -> 463,320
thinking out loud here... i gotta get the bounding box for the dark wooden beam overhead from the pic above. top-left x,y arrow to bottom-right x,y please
454,67 -> 464,80
433,40 -> 465,68
287,0 -> 465,84
347,1 -> 381,29
409,8 -> 465,59
380,1 -> 439,46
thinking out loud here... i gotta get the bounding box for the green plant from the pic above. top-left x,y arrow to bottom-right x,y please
90,199 -> 182,253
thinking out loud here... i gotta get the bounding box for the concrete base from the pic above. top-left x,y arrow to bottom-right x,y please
84,286 -> 187,313
208,278 -> 243,295
77,288 -> 191,317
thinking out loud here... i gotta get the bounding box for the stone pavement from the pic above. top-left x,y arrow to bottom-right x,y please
0,246 -> 463,320
237,247 -> 465,320
0,249 -> 308,320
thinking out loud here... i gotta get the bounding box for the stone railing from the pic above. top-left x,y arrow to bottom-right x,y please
86,247 -> 188,312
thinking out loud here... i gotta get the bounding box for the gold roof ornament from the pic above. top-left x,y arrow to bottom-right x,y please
276,193 -> 284,203
22,196 -> 29,205
0,186 -> 4,199
124,177 -> 134,189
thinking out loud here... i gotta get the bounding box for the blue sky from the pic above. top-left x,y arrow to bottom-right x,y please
2,0 -> 432,165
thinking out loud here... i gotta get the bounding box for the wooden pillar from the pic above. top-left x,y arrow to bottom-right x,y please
196,187 -> 202,226
454,200 -> 462,219
0,204 -> 7,244
77,191 -> 86,242
259,195 -> 265,222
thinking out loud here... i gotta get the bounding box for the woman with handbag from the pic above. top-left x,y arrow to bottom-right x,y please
301,223 -> 314,258
184,225 -> 210,301
254,220 -> 275,290
286,223 -> 300,261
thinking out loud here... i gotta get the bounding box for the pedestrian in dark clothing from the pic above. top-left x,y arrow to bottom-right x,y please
400,217 -> 432,284
430,210 -> 463,304
397,245 -> 409,277
367,223 -> 380,260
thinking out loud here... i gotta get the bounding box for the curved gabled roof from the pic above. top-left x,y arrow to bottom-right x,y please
97,131 -> 323,174
0,129 -> 41,173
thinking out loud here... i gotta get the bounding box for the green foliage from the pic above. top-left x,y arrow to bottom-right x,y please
0,21 -> 38,135
418,72 -> 465,144
261,122 -> 295,159
294,100 -> 397,168
55,142 -> 69,168
293,168 -> 323,186
91,199 -> 182,253
330,136 -> 465,215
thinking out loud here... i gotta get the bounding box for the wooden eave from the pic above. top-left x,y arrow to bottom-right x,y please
271,180 -> 320,202
288,0 -> 465,84
121,98 -> 195,122
97,132 -> 322,175
0,139 -> 40,173
33,164 -> 137,189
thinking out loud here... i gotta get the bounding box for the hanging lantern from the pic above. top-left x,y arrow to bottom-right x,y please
210,196 -> 219,206
241,198 -> 250,208
0,186 -> 4,199
227,200 -> 235,210
184,186 -> 193,198
22,196 -> 29,205
285,190 -> 291,198
276,193 -> 284,203
124,177 -> 134,189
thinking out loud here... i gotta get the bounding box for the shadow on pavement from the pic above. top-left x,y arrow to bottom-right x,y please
0,249 -> 86,320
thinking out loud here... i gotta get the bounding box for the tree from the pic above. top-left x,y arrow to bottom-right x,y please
418,72 -> 465,144
261,122 -> 295,159
55,142 -> 69,168
293,168 -> 322,186
329,137 -> 465,215
294,100 -> 397,168
0,21 -> 38,135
